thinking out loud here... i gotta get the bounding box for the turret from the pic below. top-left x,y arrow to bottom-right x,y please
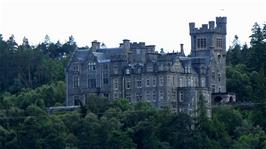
123,39 -> 130,49
209,21 -> 215,29
216,17 -> 227,34
189,17 -> 227,94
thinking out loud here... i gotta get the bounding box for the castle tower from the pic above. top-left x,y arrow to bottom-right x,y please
189,17 -> 227,93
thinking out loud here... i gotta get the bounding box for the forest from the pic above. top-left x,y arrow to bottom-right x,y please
0,23 -> 266,148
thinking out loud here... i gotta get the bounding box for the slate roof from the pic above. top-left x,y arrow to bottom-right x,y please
97,48 -> 125,58
73,49 -> 90,61
92,52 -> 110,63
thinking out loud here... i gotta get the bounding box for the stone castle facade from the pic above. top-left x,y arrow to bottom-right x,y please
65,17 -> 235,116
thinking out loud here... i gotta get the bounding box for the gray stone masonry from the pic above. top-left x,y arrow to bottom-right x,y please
65,16 -> 234,116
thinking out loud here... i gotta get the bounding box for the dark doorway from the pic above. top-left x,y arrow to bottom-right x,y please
229,96 -> 234,103
214,96 -> 222,103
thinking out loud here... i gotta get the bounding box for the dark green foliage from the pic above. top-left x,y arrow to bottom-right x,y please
1,96 -> 266,148
0,34 -> 76,93
226,23 -> 266,133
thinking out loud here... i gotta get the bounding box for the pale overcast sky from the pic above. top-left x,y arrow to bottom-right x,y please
0,0 -> 265,54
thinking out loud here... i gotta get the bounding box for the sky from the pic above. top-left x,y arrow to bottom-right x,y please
0,0 -> 265,54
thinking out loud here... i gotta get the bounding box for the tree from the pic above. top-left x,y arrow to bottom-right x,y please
227,35 -> 241,65
192,92 -> 210,149
85,95 -> 109,115
158,112 -> 193,148
6,34 -> 18,50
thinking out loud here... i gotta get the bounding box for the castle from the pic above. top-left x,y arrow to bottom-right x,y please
65,17 -> 235,117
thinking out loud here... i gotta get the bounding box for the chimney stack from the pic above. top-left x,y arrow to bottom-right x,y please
180,44 -> 184,54
123,39 -> 130,49
91,40 -> 100,52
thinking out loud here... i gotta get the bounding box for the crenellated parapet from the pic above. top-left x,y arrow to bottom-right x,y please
189,17 -> 227,35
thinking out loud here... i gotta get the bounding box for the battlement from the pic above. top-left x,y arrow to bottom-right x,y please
216,16 -> 227,25
189,17 -> 227,35
118,40 -> 156,53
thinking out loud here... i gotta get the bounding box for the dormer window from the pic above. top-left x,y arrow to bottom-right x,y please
197,38 -> 207,49
88,62 -> 96,71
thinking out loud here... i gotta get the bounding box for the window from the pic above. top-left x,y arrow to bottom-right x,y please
136,78 -> 142,88
152,77 -> 156,87
113,65 -> 118,74
188,66 -> 191,73
218,73 -> 221,82
159,76 -> 164,86
103,64 -> 108,70
88,62 -> 96,71
188,77 -> 191,86
201,66 -> 205,74
197,38 -> 207,49
113,79 -> 119,90
103,73 -> 109,84
126,93 -> 131,100
114,91 -> 119,99
147,65 -> 153,72
153,90 -> 156,101
212,71 -> 215,79
179,77 -> 183,87
73,75 -> 79,88
74,96 -> 80,105
179,91 -> 184,102
201,78 -> 205,87
88,79 -> 96,88
159,90 -> 164,100
146,78 -> 150,87
211,84 -> 215,92
167,75 -> 171,84
88,74 -> 96,88
73,63 -> 79,72
125,69 -> 130,74
136,93 -> 142,101
146,91 -> 151,101
216,38 -> 223,48
126,80 -> 131,89
103,78 -> 108,84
